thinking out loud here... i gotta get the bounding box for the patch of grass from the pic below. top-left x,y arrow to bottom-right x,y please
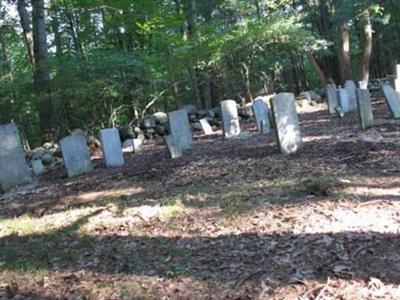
291,176 -> 344,197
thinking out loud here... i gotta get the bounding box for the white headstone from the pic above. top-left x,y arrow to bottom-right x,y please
325,84 -> 339,115
252,97 -> 271,134
337,88 -> 350,113
344,80 -> 357,111
358,80 -> 368,90
99,128 -> 124,167
270,93 -> 303,155
0,123 -> 32,192
220,100 -> 241,138
168,109 -> 193,150
382,84 -> 400,118
199,118 -> 213,135
60,134 -> 93,178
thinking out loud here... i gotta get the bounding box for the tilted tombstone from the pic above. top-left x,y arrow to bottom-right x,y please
270,93 -> 303,155
356,89 -> 374,130
395,65 -> 400,93
252,97 -> 271,134
164,135 -> 183,159
337,88 -> 350,113
382,84 -> 400,118
168,109 -> 193,150
344,80 -> 357,111
60,134 -> 93,178
325,84 -> 339,115
199,118 -> 213,135
0,123 -> 32,192
220,100 -> 241,138
99,128 -> 124,167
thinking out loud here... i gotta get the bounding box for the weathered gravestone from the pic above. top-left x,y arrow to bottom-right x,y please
359,80 -> 368,90
199,118 -> 213,135
325,84 -> 339,115
395,65 -> 400,93
220,100 -> 241,138
252,97 -> 271,134
164,135 -> 183,159
270,93 -> 303,155
382,84 -> 400,118
356,89 -> 374,130
122,138 -> 144,153
168,109 -> 193,150
337,88 -> 350,113
60,134 -> 93,178
99,128 -> 124,167
344,80 -> 357,111
0,123 -> 32,192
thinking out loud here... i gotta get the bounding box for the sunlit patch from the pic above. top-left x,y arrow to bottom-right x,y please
75,187 -> 145,202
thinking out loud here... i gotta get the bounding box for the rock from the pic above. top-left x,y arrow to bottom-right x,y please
146,128 -> 156,134
239,103 -> 253,119
192,122 -> 202,131
71,128 -> 86,137
309,90 -> 322,102
32,147 -> 46,160
155,125 -> 167,136
142,117 -> 156,128
41,152 -> 54,166
196,110 -> 208,119
299,91 -> 312,101
134,127 -> 144,136
32,159 -> 45,175
210,107 -> 221,118
206,109 -> 216,118
119,125 -> 135,141
152,112 -> 168,124
43,142 -> 54,150
181,104 -> 197,115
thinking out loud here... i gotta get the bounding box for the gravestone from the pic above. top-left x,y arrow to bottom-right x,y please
0,123 -> 32,192
395,65 -> 400,93
99,128 -> 124,167
122,139 -> 144,153
359,80 -> 368,90
199,118 -> 213,135
32,159 -> 45,176
220,100 -> 241,138
344,80 -> 357,111
252,97 -> 271,134
337,88 -> 350,113
270,93 -> 303,155
168,109 -> 193,150
164,135 -> 183,159
325,84 -> 339,115
356,89 -> 374,130
60,134 -> 93,178
382,84 -> 400,118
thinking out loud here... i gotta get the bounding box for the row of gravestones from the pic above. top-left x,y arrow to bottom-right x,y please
326,79 -> 400,130
0,92 -> 305,192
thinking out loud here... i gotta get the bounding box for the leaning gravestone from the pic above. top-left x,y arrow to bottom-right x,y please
99,128 -> 124,167
199,118 -> 213,135
382,84 -> 400,118
60,134 -> 93,178
220,100 -> 241,138
168,109 -> 193,150
0,123 -> 31,192
325,84 -> 339,115
252,97 -> 271,134
356,89 -> 374,130
395,65 -> 400,93
337,88 -> 350,113
270,93 -> 303,155
164,135 -> 183,159
344,80 -> 357,111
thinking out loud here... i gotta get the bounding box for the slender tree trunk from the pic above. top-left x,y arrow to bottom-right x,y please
32,0 -> 53,141
17,0 -> 35,67
358,10 -> 373,82
337,18 -> 352,83
307,51 -> 329,85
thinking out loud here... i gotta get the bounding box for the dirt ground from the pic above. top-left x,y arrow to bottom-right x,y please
1,95 -> 400,299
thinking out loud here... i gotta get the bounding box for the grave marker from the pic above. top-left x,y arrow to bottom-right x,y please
382,84 -> 400,118
252,97 -> 271,134
325,84 -> 339,115
344,80 -> 357,111
164,135 -> 183,159
199,118 -> 213,135
99,128 -> 124,167
337,88 -> 350,113
270,93 -> 303,155
356,89 -> 374,130
168,109 -> 193,150
395,64 -> 400,93
220,100 -> 241,138
60,134 -> 93,178
0,123 -> 32,192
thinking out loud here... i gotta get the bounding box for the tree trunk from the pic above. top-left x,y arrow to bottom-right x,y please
337,18 -> 352,83
32,0 -> 53,141
358,10 -> 373,82
17,0 -> 35,67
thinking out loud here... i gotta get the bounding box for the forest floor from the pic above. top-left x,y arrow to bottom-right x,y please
1,96 -> 400,299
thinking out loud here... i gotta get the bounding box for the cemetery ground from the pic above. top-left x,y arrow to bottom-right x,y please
2,97 -> 400,299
